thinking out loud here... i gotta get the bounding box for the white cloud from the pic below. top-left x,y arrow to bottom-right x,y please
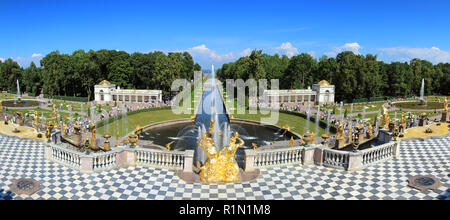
239,48 -> 252,57
324,42 -> 362,57
307,51 -> 317,58
274,42 -> 298,58
0,58 -> 4,62
335,42 -> 362,54
187,44 -> 235,62
378,46 -> 450,63
31,53 -> 42,58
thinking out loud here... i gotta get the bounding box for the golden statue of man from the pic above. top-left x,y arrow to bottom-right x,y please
381,106 -> 390,129
336,122 -> 345,140
219,132 -> 244,182
367,122 -> 373,138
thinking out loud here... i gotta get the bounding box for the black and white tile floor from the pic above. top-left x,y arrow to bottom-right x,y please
0,135 -> 448,200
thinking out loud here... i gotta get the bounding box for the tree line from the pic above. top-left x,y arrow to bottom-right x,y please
0,49 -> 202,100
216,50 -> 450,102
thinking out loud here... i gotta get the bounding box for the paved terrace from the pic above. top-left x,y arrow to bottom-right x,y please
0,134 -> 448,200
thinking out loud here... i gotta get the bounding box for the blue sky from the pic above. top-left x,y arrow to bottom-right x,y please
1,0 -> 450,68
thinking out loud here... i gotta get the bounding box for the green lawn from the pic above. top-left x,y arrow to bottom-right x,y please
97,109 -> 192,136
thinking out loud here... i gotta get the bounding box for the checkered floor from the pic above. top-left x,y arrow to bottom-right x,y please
0,134 -> 449,200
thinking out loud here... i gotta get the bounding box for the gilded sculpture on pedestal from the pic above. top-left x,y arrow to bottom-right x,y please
381,106 -> 390,129
367,122 -> 373,138
336,122 -> 345,140
197,118 -> 244,183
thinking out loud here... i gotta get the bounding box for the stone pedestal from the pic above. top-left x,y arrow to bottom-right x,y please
302,147 -> 315,165
244,149 -> 256,172
80,156 -> 94,173
347,153 -> 363,172
441,112 -> 448,122
183,150 -> 194,173
377,129 -> 392,144
313,147 -> 324,166
334,139 -> 345,149
393,141 -> 401,159
73,132 -> 82,147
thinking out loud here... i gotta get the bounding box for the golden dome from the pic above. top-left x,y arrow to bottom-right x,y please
99,80 -> 111,86
317,80 -> 330,86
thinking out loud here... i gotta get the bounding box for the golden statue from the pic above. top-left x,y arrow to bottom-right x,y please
347,123 -> 352,143
166,141 -> 175,151
336,122 -> 345,140
252,143 -> 258,151
90,122 -> 96,144
51,105 -> 59,129
134,125 -> 142,134
310,132 -> 315,144
367,122 -> 373,138
197,121 -> 244,183
381,106 -> 390,129
219,132 -> 243,182
116,132 -> 120,147
61,122 -> 66,137
290,136 -> 294,147
282,125 -> 291,132
208,117 -> 215,135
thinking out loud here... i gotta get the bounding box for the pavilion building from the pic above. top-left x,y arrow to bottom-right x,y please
94,80 -> 162,104
263,80 -> 335,105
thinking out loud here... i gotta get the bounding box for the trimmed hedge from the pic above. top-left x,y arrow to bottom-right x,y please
44,94 -> 89,102
343,96 -> 392,104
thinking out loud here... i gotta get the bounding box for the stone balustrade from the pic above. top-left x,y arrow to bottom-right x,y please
136,148 -> 185,170
244,141 -> 400,172
44,143 -> 194,173
244,146 -> 316,172
361,142 -> 398,167
46,143 -> 82,169
321,148 -> 350,170
45,139 -> 400,174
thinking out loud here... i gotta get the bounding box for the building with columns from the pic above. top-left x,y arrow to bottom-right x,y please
263,80 -> 335,105
94,80 -> 162,104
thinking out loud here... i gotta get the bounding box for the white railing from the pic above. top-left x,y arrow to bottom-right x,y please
361,142 -> 396,167
49,144 -> 82,169
252,146 -> 303,168
136,148 -> 185,169
91,149 -> 120,171
322,148 -> 350,170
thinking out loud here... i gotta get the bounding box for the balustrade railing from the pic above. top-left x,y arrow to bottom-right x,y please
136,148 -> 185,169
92,150 -> 120,171
49,144 -> 82,169
361,142 -> 396,167
322,148 -> 350,170
252,146 -> 303,168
